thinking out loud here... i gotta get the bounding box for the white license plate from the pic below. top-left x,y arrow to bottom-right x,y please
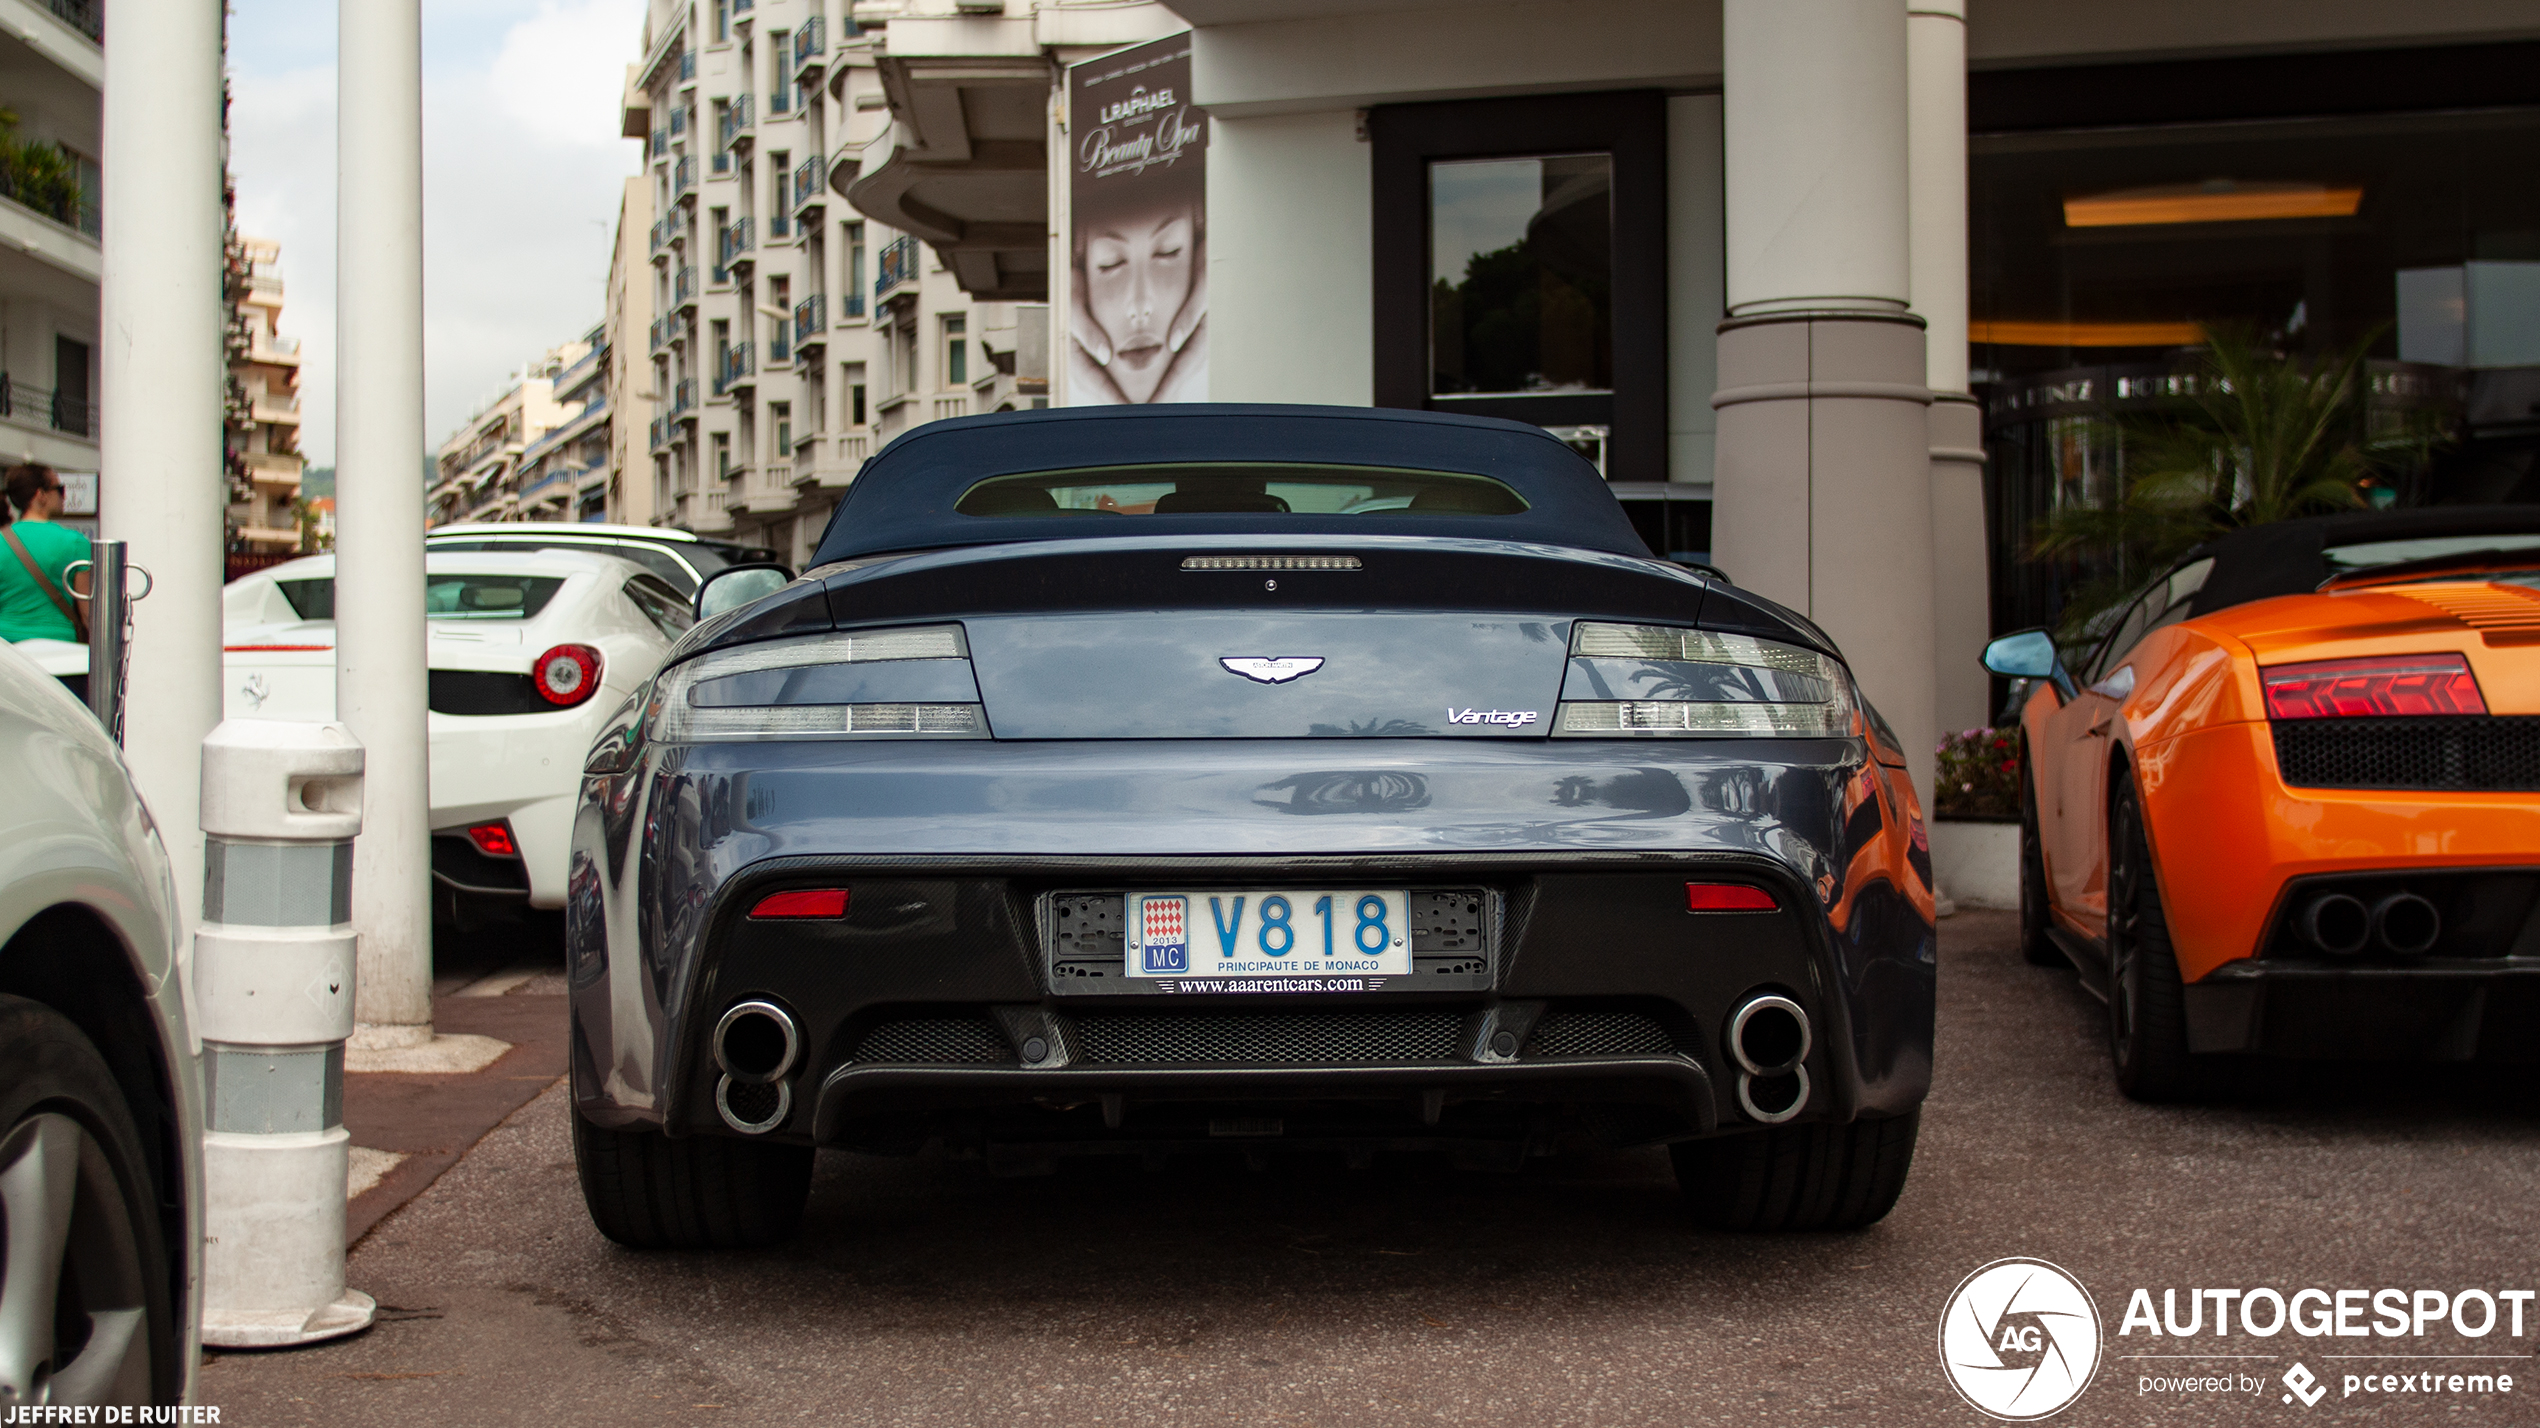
1125,889 -> 1413,985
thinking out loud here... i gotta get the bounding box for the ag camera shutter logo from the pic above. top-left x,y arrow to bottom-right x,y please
1939,1258 -> 2103,1420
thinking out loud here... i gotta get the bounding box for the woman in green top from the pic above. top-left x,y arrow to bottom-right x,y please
0,464 -> 90,648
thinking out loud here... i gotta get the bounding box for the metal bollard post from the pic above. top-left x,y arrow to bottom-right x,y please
63,537 -> 149,744
193,719 -> 377,1347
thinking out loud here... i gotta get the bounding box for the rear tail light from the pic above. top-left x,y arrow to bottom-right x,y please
1554,622 -> 1856,738
1688,882 -> 1778,912
749,888 -> 849,919
534,643 -> 604,706
650,624 -> 989,743
2260,653 -> 2485,720
466,822 -> 518,858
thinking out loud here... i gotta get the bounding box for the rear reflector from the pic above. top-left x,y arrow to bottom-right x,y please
2260,653 -> 2486,720
465,823 -> 518,858
749,888 -> 850,920
1687,882 -> 1777,912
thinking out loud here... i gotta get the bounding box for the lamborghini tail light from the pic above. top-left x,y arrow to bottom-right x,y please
2259,653 -> 2486,721
534,643 -> 604,707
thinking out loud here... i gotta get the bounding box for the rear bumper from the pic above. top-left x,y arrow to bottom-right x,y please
2141,723 -> 2540,979
566,738 -> 1937,1151
2185,962 -> 2540,1061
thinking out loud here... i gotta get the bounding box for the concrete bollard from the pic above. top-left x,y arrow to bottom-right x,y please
193,719 -> 377,1348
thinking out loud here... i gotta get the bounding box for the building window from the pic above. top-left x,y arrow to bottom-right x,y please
844,361 -> 867,425
771,401 -> 791,455
943,314 -> 967,386
714,0 -> 729,42
1369,92 -> 1666,479
845,222 -> 865,316
713,431 -> 731,481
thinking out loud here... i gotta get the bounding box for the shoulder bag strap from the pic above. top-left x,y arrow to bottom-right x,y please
3,526 -> 86,641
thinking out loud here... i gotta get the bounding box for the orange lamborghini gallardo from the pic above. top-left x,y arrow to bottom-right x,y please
1985,507 -> 2540,1100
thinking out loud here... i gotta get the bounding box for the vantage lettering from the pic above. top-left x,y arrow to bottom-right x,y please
1447,708 -> 1539,727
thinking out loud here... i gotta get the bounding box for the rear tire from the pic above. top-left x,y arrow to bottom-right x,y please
2018,753 -> 2061,966
0,996 -> 177,1406
571,1112 -> 814,1250
2106,776 -> 2211,1102
1670,1110 -> 1920,1232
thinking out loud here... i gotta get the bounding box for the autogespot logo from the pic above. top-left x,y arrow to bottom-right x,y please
1940,1258 -> 2105,1420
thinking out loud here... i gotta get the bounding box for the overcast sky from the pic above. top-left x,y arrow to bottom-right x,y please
227,0 -> 649,466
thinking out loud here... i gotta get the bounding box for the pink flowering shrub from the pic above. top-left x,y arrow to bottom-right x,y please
1935,725 -> 2024,818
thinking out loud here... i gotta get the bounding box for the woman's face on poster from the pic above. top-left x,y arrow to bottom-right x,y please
1084,205 -> 1196,403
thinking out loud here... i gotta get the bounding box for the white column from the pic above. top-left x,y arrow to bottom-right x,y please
100,0 -> 227,932
1909,0 -> 1991,735
1713,0 -> 1939,806
337,0 -> 433,1046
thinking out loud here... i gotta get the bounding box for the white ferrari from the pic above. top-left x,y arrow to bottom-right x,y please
222,548 -> 693,913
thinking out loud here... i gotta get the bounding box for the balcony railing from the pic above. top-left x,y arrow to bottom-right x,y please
48,0 -> 101,43
718,93 -> 754,148
0,379 -> 95,438
671,378 -> 697,417
719,342 -> 756,393
649,417 -> 667,450
841,291 -> 866,320
793,156 -> 822,212
712,150 -> 730,176
674,265 -> 699,304
719,216 -> 753,268
770,329 -> 791,365
668,104 -> 687,139
679,51 -> 696,83
875,235 -> 918,300
672,155 -> 696,202
650,129 -> 667,158
768,211 -> 791,240
794,15 -> 825,69
794,294 -> 826,346
770,83 -> 791,116
650,217 -> 677,256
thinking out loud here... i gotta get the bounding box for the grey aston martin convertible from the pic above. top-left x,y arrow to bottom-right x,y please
566,404 -> 1934,1247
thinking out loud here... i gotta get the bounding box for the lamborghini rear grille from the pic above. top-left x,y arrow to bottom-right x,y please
852,1017 -> 1017,1065
1069,1011 -> 1465,1066
2274,716 -> 2540,791
1523,1011 -> 1677,1057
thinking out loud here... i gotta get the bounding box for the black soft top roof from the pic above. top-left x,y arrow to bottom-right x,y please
808,404 -> 1654,563
2187,505 -> 2540,617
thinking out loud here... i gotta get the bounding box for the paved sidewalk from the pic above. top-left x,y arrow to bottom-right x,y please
345,988 -> 569,1243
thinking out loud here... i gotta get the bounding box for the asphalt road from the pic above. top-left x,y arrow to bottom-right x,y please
200,910 -> 2540,1426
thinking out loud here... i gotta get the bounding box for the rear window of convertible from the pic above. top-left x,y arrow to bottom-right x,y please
953,463 -> 1531,518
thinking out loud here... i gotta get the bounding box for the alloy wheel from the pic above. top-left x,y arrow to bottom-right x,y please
0,1112 -> 151,1408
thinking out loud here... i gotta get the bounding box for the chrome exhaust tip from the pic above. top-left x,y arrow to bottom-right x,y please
715,1074 -> 792,1134
713,1000 -> 801,1085
2371,892 -> 2441,956
1728,994 -> 1811,1078
1736,1067 -> 1810,1125
2298,893 -> 2371,956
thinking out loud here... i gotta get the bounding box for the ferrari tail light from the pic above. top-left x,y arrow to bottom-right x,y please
534,643 -> 603,706
1554,622 -> 1856,739
749,888 -> 849,919
466,822 -> 518,858
2260,653 -> 2486,721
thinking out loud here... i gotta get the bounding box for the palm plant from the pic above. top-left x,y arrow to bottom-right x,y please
2032,323 -> 2443,636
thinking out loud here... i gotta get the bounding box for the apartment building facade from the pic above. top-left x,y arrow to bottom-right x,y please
603,173 -> 660,528
628,0 -> 1170,567
426,338 -> 595,527
0,0 -> 102,531
224,236 -> 305,553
